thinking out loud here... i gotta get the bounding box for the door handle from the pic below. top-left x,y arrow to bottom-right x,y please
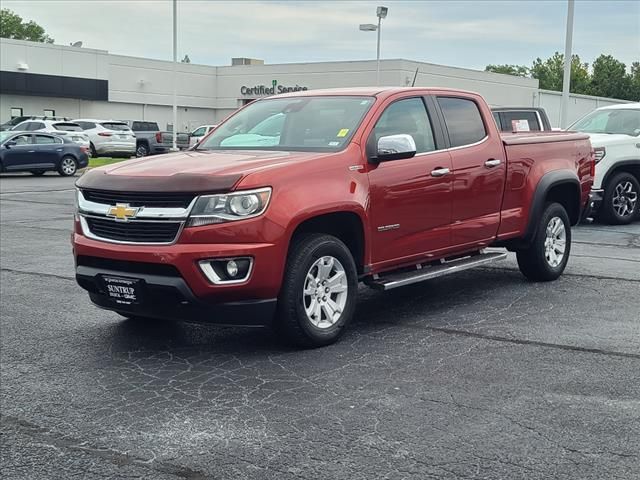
431,167 -> 450,177
485,159 -> 502,168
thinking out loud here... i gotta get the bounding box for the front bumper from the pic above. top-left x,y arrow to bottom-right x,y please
77,265 -> 276,325
583,189 -> 604,220
73,231 -> 285,325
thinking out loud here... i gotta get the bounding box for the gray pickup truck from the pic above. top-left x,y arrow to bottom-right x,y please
126,121 -> 190,157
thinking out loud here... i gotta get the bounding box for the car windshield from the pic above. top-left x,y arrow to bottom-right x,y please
198,96 -> 375,152
570,108 -> 640,136
0,131 -> 16,143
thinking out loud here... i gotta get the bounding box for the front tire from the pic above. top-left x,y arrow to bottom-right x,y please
599,172 -> 639,225
275,234 -> 358,348
516,202 -> 571,282
58,156 -> 78,176
136,143 -> 150,157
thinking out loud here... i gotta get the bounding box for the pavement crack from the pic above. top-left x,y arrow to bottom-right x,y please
2,415 -> 213,480
1,267 -> 75,281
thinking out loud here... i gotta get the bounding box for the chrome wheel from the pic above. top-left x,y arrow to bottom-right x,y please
60,157 -> 76,176
303,255 -> 349,329
612,181 -> 638,218
136,145 -> 148,157
544,216 -> 566,268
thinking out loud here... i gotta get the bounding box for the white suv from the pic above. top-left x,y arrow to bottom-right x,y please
74,119 -> 136,158
11,119 -> 91,151
570,103 -> 640,224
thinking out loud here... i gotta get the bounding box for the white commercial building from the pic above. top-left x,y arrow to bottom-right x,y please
0,38 -> 629,131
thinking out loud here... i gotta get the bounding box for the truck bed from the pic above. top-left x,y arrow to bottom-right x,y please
501,131 -> 590,145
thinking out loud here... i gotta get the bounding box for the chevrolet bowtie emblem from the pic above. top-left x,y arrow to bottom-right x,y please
107,203 -> 139,221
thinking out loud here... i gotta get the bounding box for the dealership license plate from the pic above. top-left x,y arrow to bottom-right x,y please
102,276 -> 142,305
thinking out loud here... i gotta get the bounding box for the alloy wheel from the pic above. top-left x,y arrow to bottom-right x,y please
302,255 -> 349,329
544,216 -> 566,268
61,158 -> 76,176
612,181 -> 638,218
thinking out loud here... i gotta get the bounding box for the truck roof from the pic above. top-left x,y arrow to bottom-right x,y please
270,86 -> 482,99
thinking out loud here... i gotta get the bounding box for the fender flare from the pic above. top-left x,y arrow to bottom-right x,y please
522,169 -> 581,244
601,159 -> 640,189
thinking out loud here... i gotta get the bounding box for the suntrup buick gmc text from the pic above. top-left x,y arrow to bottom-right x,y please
73,87 -> 594,347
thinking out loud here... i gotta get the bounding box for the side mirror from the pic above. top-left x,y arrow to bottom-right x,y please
4,140 -> 17,148
370,134 -> 417,163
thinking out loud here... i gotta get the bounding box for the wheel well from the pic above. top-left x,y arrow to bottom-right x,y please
546,183 -> 580,225
604,163 -> 640,187
291,212 -> 365,274
137,139 -> 149,146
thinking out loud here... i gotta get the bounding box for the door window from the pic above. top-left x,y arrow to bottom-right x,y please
28,122 -> 45,131
371,98 -> 437,154
191,126 -> 206,137
12,134 -> 31,145
35,135 -> 60,144
437,97 -> 487,147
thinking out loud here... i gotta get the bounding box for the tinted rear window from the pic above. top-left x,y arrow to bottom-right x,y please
76,121 -> 96,130
101,122 -> 130,131
437,97 -> 487,147
500,111 -> 541,131
53,123 -> 82,132
131,121 -> 158,131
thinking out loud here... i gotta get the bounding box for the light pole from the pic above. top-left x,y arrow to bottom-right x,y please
560,0 -> 575,129
359,6 -> 388,86
171,0 -> 178,151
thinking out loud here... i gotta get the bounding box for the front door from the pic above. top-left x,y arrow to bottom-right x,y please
436,96 -> 506,248
367,97 -> 453,269
3,134 -> 35,170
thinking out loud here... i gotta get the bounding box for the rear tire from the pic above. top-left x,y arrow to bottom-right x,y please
275,233 -> 358,348
136,142 -> 150,157
516,202 -> 571,282
599,172 -> 639,225
58,156 -> 78,176
90,143 -> 97,158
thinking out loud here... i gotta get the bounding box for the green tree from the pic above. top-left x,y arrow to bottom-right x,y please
589,54 -> 632,100
530,52 -> 590,94
0,8 -> 54,43
485,64 -> 529,77
630,62 -> 640,102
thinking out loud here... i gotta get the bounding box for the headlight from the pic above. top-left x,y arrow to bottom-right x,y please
187,187 -> 271,227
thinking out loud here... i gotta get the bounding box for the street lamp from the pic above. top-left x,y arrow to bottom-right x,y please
359,5 -> 388,86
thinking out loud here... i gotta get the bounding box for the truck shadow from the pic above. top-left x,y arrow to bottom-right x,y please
106,267 -> 526,356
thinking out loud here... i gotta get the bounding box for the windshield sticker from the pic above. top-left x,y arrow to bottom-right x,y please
328,141 -> 340,146
337,128 -> 350,137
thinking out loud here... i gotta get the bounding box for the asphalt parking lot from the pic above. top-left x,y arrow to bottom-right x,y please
1,172 -> 639,480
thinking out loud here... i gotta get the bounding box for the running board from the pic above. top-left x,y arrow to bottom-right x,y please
366,252 -> 507,291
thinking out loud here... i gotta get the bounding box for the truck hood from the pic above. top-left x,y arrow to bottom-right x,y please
583,133 -> 637,148
76,149 -> 330,193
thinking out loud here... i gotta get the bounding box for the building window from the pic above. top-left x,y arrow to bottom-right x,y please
44,109 -> 55,117
10,107 -> 23,118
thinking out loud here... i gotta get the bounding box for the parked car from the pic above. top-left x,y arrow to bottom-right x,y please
0,115 -> 69,131
74,87 -> 593,347
492,107 -> 553,132
569,103 -> 640,224
0,131 -> 89,176
125,121 -> 189,157
189,124 -> 218,147
10,119 -> 91,151
74,119 -> 136,158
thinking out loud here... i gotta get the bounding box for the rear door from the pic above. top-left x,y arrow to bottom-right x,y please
33,134 -> 63,167
436,95 -> 506,248
367,96 -> 453,268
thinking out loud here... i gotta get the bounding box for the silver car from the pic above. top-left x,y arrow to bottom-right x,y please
73,119 -> 136,157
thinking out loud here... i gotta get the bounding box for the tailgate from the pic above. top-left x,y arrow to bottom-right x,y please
160,132 -> 189,146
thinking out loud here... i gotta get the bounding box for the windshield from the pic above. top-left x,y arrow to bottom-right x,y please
570,108 -> 640,136
0,131 -> 16,143
198,96 -> 375,152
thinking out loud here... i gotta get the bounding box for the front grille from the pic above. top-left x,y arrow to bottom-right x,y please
82,189 -> 195,208
85,217 -> 181,243
77,255 -> 180,276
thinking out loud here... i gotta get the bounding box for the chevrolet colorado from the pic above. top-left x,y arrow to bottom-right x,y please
73,87 -> 594,347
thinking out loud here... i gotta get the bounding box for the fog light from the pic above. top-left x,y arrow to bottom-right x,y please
199,257 -> 253,284
226,260 -> 239,277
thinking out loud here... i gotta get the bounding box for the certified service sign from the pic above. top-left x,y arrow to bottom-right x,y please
241,79 -> 308,96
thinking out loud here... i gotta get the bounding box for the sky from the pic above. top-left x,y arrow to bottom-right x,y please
3,0 -> 639,71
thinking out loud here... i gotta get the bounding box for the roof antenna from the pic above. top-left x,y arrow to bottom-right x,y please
411,68 -> 419,87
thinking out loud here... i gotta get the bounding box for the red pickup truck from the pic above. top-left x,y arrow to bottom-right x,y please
74,87 -> 594,347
